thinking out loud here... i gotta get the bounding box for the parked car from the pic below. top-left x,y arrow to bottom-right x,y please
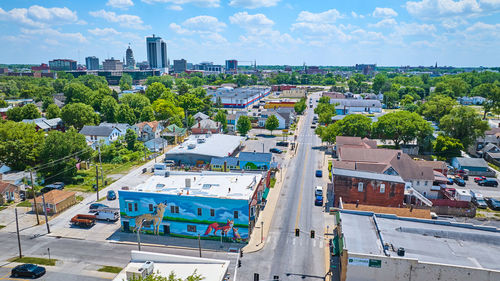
311,124 -> 317,129
457,169 -> 469,180
269,148 -> 283,154
95,209 -> 119,222
474,176 -> 486,183
315,186 -> 323,197
315,195 -> 323,206
486,198 -> 500,210
470,190 -> 488,209
89,203 -> 109,213
107,190 -> 117,200
478,179 -> 499,187
163,159 -> 175,166
11,264 -> 45,278
453,177 -> 466,187
315,170 -> 323,177
446,178 -> 454,185
276,141 -> 289,147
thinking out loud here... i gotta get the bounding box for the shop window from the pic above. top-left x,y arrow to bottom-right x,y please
210,209 -> 215,217
187,225 -> 196,232
234,211 -> 239,219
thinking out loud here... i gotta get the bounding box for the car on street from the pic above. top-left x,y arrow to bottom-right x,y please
276,141 -> 289,147
269,148 -> 283,154
315,170 -> 323,177
314,195 -> 323,206
478,179 -> 499,187
11,264 -> 46,278
311,124 -> 317,129
107,190 -> 117,200
453,177 -> 466,187
474,176 -> 486,183
446,178 -> 454,185
485,197 -> 500,210
89,203 -> 109,213
315,186 -> 323,196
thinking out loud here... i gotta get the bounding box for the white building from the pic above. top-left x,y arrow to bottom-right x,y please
79,125 -> 121,147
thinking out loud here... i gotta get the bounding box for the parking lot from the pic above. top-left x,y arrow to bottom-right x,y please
243,128 -> 294,165
448,175 -> 500,199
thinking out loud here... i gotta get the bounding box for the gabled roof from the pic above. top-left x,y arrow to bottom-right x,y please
31,189 -> 75,205
99,122 -> 130,133
0,180 -> 18,193
193,112 -> 209,120
482,143 -> 500,153
191,119 -> 220,130
210,157 -> 239,166
238,152 -> 272,163
79,125 -> 115,136
22,118 -> 61,130
135,121 -> 162,132
163,124 -> 187,135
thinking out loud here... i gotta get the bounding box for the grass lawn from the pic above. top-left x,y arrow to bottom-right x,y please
0,206 -> 6,211
76,195 -> 84,203
0,225 -> 5,229
17,201 -> 32,207
488,162 -> 500,172
269,178 -> 276,188
97,266 -> 123,274
9,256 -> 57,266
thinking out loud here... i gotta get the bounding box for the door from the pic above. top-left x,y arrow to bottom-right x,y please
123,220 -> 129,232
163,224 -> 170,235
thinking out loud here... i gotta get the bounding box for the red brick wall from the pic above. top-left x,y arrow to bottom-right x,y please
333,175 -> 405,207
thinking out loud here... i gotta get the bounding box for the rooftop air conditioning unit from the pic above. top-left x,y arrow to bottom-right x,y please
140,261 -> 154,275
126,266 -> 147,280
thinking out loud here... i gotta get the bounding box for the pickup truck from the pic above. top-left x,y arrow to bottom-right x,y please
70,214 -> 96,228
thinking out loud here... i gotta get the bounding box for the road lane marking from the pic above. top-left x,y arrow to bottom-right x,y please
313,239 -> 316,248
294,147 -> 310,230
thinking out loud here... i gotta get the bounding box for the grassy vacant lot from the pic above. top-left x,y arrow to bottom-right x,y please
17,201 -> 32,207
97,266 -> 123,274
9,256 -> 57,266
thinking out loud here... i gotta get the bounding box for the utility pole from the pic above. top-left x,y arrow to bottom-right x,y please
41,193 -> 50,234
95,164 -> 99,201
98,144 -> 104,186
15,208 -> 22,258
261,221 -> 264,243
198,234 -> 202,257
30,170 -> 40,225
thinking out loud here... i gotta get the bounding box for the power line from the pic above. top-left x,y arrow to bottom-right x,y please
31,146 -> 94,171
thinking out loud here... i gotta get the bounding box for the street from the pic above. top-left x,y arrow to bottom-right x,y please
238,93 -> 328,280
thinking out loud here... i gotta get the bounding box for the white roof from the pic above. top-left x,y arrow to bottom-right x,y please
130,171 -> 261,200
166,134 -> 244,158
113,251 -> 229,281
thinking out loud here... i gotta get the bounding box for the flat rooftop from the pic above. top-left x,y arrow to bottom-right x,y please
341,212 -> 500,270
129,171 -> 262,200
166,134 -> 244,158
208,87 -> 271,99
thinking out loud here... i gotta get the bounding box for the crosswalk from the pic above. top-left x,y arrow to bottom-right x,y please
265,233 -> 325,249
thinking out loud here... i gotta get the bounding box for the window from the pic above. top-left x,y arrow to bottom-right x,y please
187,225 -> 197,232
380,184 -> 385,193
210,209 -> 215,217
197,208 -> 202,216
358,182 -> 364,192
424,181 -> 428,186
134,203 -> 138,212
175,206 -> 179,213
171,205 -> 179,214
416,181 -> 420,186
234,211 -> 239,219
128,203 -> 133,212
149,204 -> 153,212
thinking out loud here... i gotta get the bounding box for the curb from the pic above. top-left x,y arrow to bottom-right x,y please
109,240 -> 233,253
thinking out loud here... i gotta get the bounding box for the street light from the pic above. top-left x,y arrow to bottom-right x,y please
137,219 -> 145,251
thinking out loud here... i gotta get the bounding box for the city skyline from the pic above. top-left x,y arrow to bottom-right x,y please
0,0 -> 499,67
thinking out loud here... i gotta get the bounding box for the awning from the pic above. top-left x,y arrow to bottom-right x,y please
262,187 -> 270,200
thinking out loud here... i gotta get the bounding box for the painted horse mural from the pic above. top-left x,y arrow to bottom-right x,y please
132,201 -> 167,235
204,219 -> 234,236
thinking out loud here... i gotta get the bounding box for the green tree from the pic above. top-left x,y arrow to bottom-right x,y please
121,93 -> 151,119
6,106 -> 24,121
333,114 -> 372,137
372,74 -> 387,93
140,106 -> 155,122
315,124 -> 337,144
100,96 -> 118,122
125,128 -> 137,150
63,82 -> 93,104
145,82 -> 167,102
0,99 -> 8,108
472,83 -> 500,119
372,111 -> 433,148
294,98 -> 306,115
0,121 -> 45,170
236,115 -> 251,136
417,94 -> 457,123
61,103 -> 100,130
129,270 -> 204,281
433,135 -> 464,159
314,97 -> 337,125
439,106 -> 489,148
152,99 -> 185,122
177,80 -> 191,95
214,110 -> 227,131
116,104 -> 137,125
265,114 -> 280,135
21,103 -> 41,119
45,103 -> 61,119
187,76 -> 204,88
383,91 -> 399,109
119,73 -> 133,91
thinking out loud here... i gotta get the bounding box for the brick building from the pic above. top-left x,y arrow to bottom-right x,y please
332,168 -> 406,207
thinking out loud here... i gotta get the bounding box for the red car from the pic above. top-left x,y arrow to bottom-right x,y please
474,176 -> 486,183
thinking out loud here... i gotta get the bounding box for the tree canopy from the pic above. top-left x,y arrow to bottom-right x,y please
61,103 -> 100,130
439,106 -> 489,148
236,115 -> 251,136
372,111 -> 433,148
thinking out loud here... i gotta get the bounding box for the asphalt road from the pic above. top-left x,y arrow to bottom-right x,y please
238,93 -> 327,280
0,232 -> 238,281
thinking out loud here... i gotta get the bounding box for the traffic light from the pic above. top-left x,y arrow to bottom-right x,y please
310,230 -> 315,239
238,260 -> 242,267
240,250 -> 243,258
295,228 -> 300,237
254,273 -> 259,281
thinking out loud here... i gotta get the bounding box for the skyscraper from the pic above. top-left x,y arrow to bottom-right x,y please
85,56 -> 99,70
225,59 -> 238,74
126,45 -> 135,69
146,35 -> 167,70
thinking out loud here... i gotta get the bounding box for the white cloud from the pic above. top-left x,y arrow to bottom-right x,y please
88,27 -> 121,36
394,22 -> 437,36
20,27 -> 87,43
351,11 -> 358,18
369,18 -> 398,28
89,10 -> 149,29
182,15 -> 226,33
441,18 -> 468,28
168,5 -> 183,10
291,22 -> 350,42
229,0 -> 280,9
141,0 -> 220,8
0,5 -> 79,27
372,7 -> 398,18
406,0 -> 482,19
107,0 -> 134,9
297,9 -> 343,23
229,12 -> 274,30
465,21 -> 500,32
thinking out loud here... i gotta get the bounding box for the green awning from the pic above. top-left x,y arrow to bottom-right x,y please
262,188 -> 270,200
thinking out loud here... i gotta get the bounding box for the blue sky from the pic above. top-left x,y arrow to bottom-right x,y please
0,0 -> 499,66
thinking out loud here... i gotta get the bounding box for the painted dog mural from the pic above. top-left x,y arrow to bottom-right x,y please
132,201 -> 167,235
204,219 -> 242,241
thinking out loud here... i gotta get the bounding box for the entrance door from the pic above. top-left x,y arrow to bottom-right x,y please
123,221 -> 130,232
163,224 -> 170,235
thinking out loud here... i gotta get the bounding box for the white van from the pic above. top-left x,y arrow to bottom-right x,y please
94,209 -> 119,222
315,186 -> 323,196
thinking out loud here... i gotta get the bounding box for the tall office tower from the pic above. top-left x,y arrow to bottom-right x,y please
225,59 -> 238,74
85,56 -> 99,70
173,59 -> 187,73
146,35 -> 168,70
125,45 -> 136,69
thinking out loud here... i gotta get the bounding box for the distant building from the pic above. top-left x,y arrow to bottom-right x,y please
208,87 -> 271,109
330,99 -> 382,114
103,58 -> 123,71
146,35 -> 168,70
31,63 -> 50,72
194,62 -> 223,74
22,117 -> 64,132
173,59 -> 187,73
225,60 -> 238,74
125,46 -> 136,69
85,56 -> 99,70
305,66 -> 326,75
49,59 -> 77,71
355,64 -> 377,76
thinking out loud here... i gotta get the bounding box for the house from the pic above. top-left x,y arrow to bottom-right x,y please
415,160 -> 449,176
332,168 -> 406,207
0,106 -> 12,120
31,190 -> 76,215
0,180 -> 20,204
132,121 -> 164,142
258,108 -> 295,130
330,99 -> 382,115
458,96 -> 486,105
99,122 -> 131,137
144,137 -> 168,152
118,171 -> 265,242
451,157 -> 491,175
210,157 -> 240,171
481,143 -> 500,165
161,124 -> 188,144
471,127 -> 500,156
193,112 -> 209,122
334,136 -> 377,157
79,125 -> 121,147
191,119 -> 221,134
22,118 -> 64,132
227,111 -> 247,132
238,152 -> 273,171
34,97 -> 64,109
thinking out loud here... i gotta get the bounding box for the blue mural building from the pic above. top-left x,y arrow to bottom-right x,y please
118,171 -> 265,243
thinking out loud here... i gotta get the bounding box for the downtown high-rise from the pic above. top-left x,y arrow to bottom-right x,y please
146,35 -> 167,71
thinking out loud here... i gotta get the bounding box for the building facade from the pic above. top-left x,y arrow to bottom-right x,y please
173,59 -> 187,73
125,46 -> 136,69
85,56 -> 99,70
103,58 -> 124,71
49,59 -> 77,71
225,60 -> 238,74
146,35 -> 168,70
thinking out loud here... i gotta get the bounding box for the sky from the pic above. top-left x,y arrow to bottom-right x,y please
0,0 -> 499,67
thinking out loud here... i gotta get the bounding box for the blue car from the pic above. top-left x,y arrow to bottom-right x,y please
315,195 -> 323,206
446,177 -> 454,185
107,190 -> 117,200
315,170 -> 323,177
11,264 -> 45,278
